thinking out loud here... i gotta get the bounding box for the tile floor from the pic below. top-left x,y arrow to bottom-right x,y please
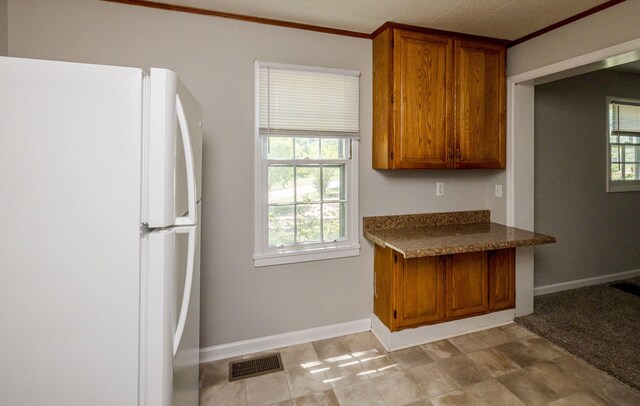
199,323 -> 640,406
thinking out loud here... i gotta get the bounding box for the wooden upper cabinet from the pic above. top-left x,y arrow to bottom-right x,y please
455,41 -> 506,169
394,31 -> 453,169
373,27 -> 506,170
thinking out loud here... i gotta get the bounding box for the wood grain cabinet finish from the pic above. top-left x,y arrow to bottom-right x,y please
489,248 -> 516,311
455,41 -> 506,169
446,251 -> 489,319
373,246 -> 514,331
372,27 -> 506,170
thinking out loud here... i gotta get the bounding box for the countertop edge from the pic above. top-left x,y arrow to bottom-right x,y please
402,236 -> 557,258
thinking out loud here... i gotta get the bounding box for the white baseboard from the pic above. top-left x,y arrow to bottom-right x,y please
371,311 -> 515,352
200,318 -> 371,363
534,269 -> 640,296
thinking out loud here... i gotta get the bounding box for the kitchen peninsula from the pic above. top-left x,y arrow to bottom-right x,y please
363,210 -> 555,351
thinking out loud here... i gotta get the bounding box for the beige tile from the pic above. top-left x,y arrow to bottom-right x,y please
388,346 -> 434,370
332,381 -> 386,406
323,356 -> 369,388
313,337 -> 352,361
464,379 -> 526,406
245,371 -> 291,406
404,363 -> 458,398
525,361 -> 586,397
404,400 -> 434,406
588,378 -> 640,406
420,340 -> 462,360
447,333 -> 491,353
358,352 -> 402,377
370,371 -> 423,406
494,340 -> 545,368
501,323 -> 536,341
437,355 -> 491,387
497,368 -> 560,405
551,355 -> 612,387
291,390 -> 339,406
521,337 -> 567,361
546,399 -> 572,406
279,343 -> 320,370
200,380 -> 246,406
429,389 -> 474,406
270,401 -> 293,406
344,331 -> 386,354
564,389 -> 610,406
200,359 -> 231,389
473,327 -> 513,347
466,347 -> 520,377
285,366 -> 332,399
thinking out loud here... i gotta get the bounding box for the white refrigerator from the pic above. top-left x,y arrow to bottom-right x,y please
0,56 -> 203,406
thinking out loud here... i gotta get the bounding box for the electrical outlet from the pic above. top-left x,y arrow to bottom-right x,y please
436,182 -> 444,196
495,184 -> 503,198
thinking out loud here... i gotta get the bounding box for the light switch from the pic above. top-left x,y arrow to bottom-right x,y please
436,182 -> 444,196
495,184 -> 503,198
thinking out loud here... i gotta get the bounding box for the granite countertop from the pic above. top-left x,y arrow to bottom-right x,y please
363,210 -> 556,258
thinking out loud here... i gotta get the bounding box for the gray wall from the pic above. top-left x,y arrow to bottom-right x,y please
508,0 -> 640,76
7,0 -> 506,347
534,69 -> 640,287
0,0 -> 7,55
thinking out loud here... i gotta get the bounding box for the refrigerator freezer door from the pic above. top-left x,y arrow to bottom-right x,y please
144,220 -> 200,406
147,69 -> 203,228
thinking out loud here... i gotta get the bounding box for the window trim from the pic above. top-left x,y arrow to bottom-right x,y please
253,61 -> 360,267
606,96 -> 640,193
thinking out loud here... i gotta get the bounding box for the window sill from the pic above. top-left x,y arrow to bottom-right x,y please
254,244 -> 360,267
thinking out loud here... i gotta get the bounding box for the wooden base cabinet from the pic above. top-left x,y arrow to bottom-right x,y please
373,246 -> 515,331
446,251 -> 489,320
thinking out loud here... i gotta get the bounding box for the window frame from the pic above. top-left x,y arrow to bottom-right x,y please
607,96 -> 640,193
253,61 -> 360,267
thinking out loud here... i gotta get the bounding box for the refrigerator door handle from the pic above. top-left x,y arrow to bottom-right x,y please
175,94 -> 197,226
173,226 -> 196,356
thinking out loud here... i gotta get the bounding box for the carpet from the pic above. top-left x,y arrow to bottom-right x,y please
515,277 -> 640,392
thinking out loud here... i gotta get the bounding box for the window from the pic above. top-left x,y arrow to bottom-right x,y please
608,98 -> 640,192
254,62 -> 360,267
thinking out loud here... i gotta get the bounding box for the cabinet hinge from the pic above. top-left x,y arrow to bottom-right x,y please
390,151 -> 394,160
394,254 -> 397,263
391,38 -> 394,48
393,310 -> 397,319
391,95 -> 394,104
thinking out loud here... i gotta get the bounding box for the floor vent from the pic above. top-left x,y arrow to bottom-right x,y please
229,353 -> 283,381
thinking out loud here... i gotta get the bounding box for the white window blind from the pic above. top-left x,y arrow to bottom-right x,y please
610,101 -> 640,134
258,63 -> 360,138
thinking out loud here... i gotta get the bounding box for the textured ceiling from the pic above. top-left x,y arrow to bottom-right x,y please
150,0 -> 612,40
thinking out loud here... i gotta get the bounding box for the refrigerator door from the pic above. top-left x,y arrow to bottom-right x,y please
0,56 -> 144,406
144,218 -> 200,406
147,69 -> 203,228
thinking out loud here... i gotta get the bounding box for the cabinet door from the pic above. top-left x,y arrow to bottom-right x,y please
454,40 -> 506,169
489,248 -> 516,311
394,30 -> 453,169
446,251 -> 489,319
374,245 -> 396,329
396,254 -> 446,329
